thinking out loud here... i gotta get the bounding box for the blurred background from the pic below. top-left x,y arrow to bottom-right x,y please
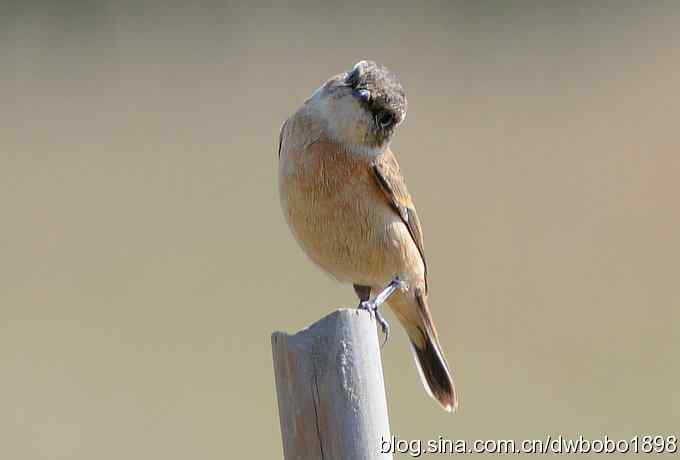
2,1 -> 679,458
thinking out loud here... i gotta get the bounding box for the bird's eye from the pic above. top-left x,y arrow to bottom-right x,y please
354,88 -> 371,103
376,111 -> 395,129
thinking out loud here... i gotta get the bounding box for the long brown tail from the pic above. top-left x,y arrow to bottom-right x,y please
407,290 -> 457,412
409,328 -> 457,412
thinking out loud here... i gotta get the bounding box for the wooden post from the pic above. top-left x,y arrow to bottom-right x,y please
272,308 -> 393,460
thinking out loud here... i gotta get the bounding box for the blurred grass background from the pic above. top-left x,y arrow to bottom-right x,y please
1,1 -> 678,458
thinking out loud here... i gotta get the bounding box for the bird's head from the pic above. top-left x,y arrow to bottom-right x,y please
309,60 -> 407,154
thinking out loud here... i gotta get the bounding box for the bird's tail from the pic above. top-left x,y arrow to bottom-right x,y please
400,289 -> 457,412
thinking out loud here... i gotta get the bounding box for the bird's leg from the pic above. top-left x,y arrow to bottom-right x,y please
353,284 -> 371,303
357,278 -> 402,347
354,284 -> 387,341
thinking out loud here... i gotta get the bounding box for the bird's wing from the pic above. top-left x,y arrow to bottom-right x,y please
371,148 -> 428,291
278,119 -> 287,158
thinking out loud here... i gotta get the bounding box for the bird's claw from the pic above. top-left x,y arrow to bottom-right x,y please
357,277 -> 402,348
359,300 -> 390,347
376,310 -> 390,348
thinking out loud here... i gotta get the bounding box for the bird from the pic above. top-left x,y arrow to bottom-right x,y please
278,60 -> 457,412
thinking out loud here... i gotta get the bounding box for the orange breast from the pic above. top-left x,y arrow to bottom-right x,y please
280,140 -> 400,286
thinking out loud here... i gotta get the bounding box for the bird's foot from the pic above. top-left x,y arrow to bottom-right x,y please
357,277 -> 402,348
359,299 -> 390,347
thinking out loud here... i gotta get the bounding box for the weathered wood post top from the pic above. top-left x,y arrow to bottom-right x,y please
272,308 -> 393,460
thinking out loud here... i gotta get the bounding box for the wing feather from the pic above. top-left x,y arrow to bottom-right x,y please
278,120 -> 287,158
371,149 -> 428,291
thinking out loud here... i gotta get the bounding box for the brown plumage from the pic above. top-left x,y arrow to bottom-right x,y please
278,61 -> 457,412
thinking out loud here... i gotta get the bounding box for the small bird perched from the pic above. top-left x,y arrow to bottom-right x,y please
278,60 -> 457,412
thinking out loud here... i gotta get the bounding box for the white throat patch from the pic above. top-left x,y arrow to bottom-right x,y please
308,88 -> 383,158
